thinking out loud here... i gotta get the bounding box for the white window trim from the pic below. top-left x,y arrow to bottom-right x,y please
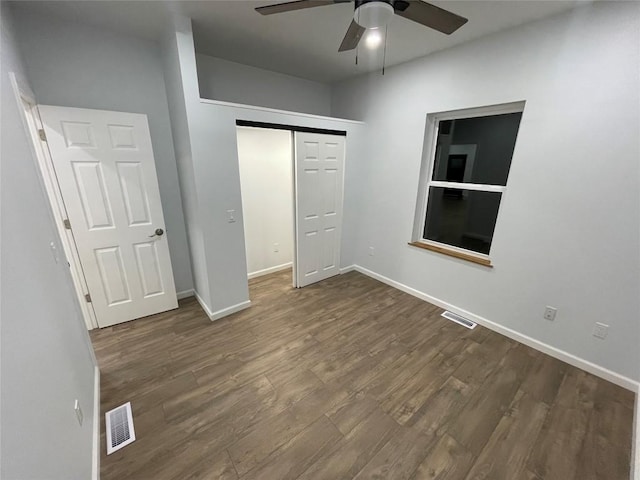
412,101 -> 525,260
418,238 -> 492,260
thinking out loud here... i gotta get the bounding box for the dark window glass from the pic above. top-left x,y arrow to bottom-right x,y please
423,187 -> 502,255
432,112 -> 522,186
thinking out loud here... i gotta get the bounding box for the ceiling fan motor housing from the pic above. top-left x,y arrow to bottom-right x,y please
354,0 -> 395,29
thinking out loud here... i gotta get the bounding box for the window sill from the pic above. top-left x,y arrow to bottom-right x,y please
408,241 -> 493,268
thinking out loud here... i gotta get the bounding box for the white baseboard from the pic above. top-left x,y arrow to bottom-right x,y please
92,365 -> 100,480
194,290 -> 251,322
211,300 -> 251,320
353,265 -> 639,392
633,387 -> 639,480
248,262 -> 292,279
339,265 -> 356,274
176,289 -> 195,300
194,290 -> 215,318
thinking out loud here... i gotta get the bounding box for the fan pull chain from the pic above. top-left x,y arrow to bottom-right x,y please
382,24 -> 388,75
355,8 -> 360,66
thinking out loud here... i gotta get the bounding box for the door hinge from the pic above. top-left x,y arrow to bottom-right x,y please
38,129 -> 47,142
63,219 -> 71,230
85,293 -> 92,303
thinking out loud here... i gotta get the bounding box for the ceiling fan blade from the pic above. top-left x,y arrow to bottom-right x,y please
395,1 -> 468,35
256,0 -> 336,15
339,19 -> 366,52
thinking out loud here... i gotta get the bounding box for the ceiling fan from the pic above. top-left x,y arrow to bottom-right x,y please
255,0 -> 468,52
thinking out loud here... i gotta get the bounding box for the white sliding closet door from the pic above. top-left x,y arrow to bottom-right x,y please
294,132 -> 345,288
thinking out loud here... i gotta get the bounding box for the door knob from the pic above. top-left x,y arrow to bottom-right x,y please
149,228 -> 164,238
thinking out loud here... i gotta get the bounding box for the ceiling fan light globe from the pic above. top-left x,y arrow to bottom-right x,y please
365,29 -> 383,49
354,1 -> 394,29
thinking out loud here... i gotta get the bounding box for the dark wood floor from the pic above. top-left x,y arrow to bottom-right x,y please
91,270 -> 635,480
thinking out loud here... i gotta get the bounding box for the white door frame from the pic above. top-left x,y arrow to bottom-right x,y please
10,73 -> 98,330
290,132 -> 297,289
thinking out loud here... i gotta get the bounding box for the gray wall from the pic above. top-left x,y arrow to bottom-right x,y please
331,2 -> 640,382
196,54 -> 332,116
12,7 -> 194,295
1,4 -> 97,478
162,16 -> 212,307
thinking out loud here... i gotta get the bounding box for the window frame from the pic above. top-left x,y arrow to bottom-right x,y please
411,101 -> 525,264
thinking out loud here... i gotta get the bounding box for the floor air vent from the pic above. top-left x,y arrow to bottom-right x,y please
442,311 -> 477,329
105,402 -> 136,455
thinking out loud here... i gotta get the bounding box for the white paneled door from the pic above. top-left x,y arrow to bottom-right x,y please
294,132 -> 345,288
38,105 -> 177,328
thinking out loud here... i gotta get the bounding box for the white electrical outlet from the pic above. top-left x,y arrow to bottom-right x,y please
543,306 -> 557,321
74,399 -> 83,426
274,243 -> 279,253
368,246 -> 375,256
226,209 -> 236,223
593,322 -> 609,339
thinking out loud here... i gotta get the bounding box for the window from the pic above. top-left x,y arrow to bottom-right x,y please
411,103 -> 524,266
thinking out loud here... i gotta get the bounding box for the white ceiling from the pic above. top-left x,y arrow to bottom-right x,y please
11,0 -> 588,82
